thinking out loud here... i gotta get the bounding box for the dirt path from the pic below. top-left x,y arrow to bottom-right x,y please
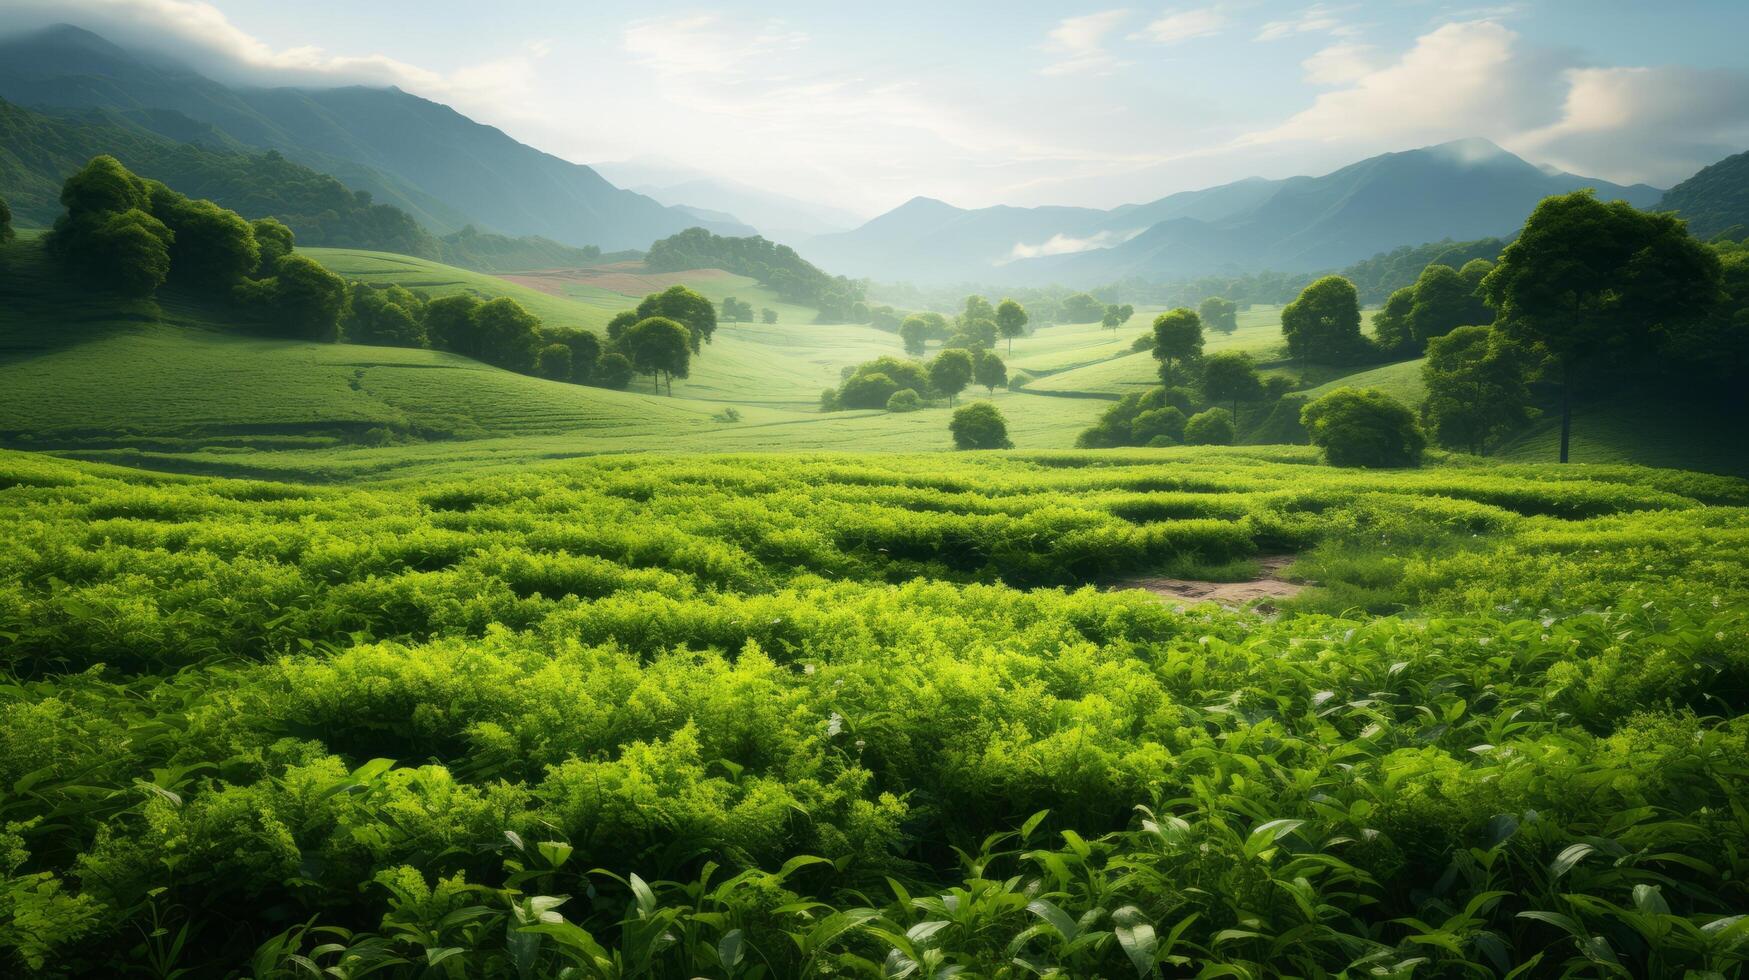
1109,555 -> 1305,610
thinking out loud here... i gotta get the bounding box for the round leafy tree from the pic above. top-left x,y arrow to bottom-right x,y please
949,402 -> 1012,450
1300,387 -> 1426,468
1183,408 -> 1235,446
886,388 -> 922,412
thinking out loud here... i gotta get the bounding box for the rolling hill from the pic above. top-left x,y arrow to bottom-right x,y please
0,24 -> 754,250
813,139 -> 1661,286
1659,148 -> 1749,239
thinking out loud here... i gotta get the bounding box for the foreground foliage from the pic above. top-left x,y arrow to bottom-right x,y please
2,448 -> 1747,976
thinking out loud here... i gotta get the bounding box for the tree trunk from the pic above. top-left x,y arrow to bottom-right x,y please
1558,366 -> 1570,464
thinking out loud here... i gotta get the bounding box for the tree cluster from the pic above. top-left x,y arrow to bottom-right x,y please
644,227 -> 866,321
824,345 -> 1007,413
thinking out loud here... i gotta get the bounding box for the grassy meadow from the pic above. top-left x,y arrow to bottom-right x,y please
3,446 -> 1747,976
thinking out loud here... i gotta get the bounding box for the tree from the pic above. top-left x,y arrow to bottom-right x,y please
1282,276 -> 1368,362
1300,388 -> 1426,468
962,295 -> 995,324
719,296 -> 753,322
594,352 -> 634,390
545,327 -> 602,384
1371,285 -> 1416,355
950,402 -> 1012,449
1061,292 -> 1105,323
1132,406 -> 1187,445
950,318 -> 997,351
86,209 -> 174,298
537,343 -> 573,381
425,295 -> 483,355
154,194 -> 259,292
59,155 -> 148,219
995,299 -> 1028,354
473,297 -> 543,373
239,253 -> 345,341
1183,408 -> 1235,446
973,349 -> 1007,394
1151,308 -> 1204,380
760,307 -> 778,324
343,283 -> 427,348
606,310 -> 639,343
1405,264 -> 1473,352
840,371 -> 900,409
1422,325 -> 1538,455
1481,190 -> 1722,462
1101,303 -> 1134,333
1198,296 -> 1238,333
636,285 -> 717,352
887,388 -> 922,412
622,316 -> 691,393
1201,350 -> 1263,416
1458,258 -> 1496,325
899,315 -> 930,356
250,218 -> 294,276
929,349 -> 974,405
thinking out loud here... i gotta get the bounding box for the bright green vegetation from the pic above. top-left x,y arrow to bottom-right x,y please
308,248 -> 624,333
1305,358 -> 1428,404
2,448 -> 1747,976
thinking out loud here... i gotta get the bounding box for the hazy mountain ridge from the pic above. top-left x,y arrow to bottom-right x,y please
814,138 -> 1663,286
0,24 -> 754,250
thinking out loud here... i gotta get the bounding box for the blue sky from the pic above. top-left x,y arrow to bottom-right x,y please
5,1 -> 1748,216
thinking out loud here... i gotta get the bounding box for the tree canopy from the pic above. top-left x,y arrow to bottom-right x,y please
622,316 -> 692,394
1301,388 -> 1426,468
1281,276 -> 1369,363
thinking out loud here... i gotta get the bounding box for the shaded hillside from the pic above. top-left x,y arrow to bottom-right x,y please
0,25 -> 755,250
1660,148 -> 1749,239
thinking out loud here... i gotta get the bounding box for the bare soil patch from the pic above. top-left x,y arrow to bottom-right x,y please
502,264 -> 734,298
1110,555 -> 1305,610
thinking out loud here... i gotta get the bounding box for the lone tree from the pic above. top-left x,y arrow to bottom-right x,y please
995,298 -> 1029,354
636,285 -> 717,352
1421,325 -> 1538,455
1282,276 -> 1367,362
760,307 -> 778,324
1301,388 -> 1426,468
1198,296 -> 1238,333
1201,350 -> 1263,417
899,314 -> 930,356
1101,303 -> 1135,333
950,402 -> 1012,450
973,348 -> 1007,394
1151,307 -> 1204,381
1481,190 -> 1721,462
928,348 -> 974,405
622,316 -> 692,394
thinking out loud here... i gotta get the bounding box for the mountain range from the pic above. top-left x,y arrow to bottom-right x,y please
0,24 -> 752,251
808,139 -> 1663,285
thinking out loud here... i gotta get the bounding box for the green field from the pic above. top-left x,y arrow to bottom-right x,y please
3,447 -> 1747,976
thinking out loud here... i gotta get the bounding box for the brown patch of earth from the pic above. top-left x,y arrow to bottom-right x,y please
1109,555 -> 1306,611
502,264 -> 734,298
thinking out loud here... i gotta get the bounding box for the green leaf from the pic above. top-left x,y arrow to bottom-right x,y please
1550,843 -> 1595,880
1112,907 -> 1158,977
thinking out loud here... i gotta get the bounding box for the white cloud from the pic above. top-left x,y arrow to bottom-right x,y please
1300,42 -> 1377,85
1517,66 -> 1749,186
1133,7 -> 1226,45
1255,4 -> 1358,42
1041,9 -> 1131,76
1242,21 -> 1567,147
1007,228 -> 1142,260
623,14 -> 806,77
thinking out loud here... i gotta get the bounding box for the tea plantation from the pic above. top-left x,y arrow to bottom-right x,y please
3,447 -> 1747,976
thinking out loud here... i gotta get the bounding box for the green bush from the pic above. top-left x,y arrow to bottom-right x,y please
1183,407 -> 1235,445
886,388 -> 922,412
1301,387 -> 1427,468
949,402 -> 1012,449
